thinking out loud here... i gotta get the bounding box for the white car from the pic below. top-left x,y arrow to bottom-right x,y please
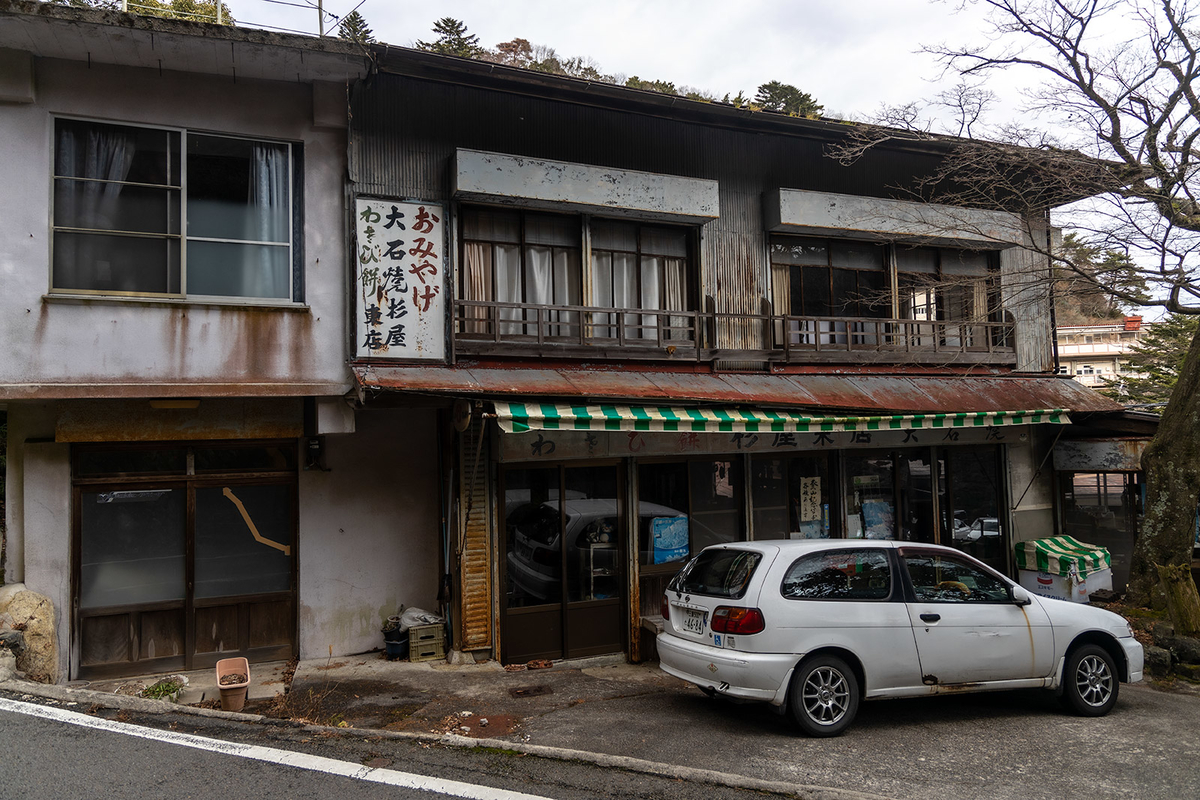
657,540 -> 1143,736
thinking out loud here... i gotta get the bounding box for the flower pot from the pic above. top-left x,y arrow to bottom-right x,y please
215,657 -> 250,712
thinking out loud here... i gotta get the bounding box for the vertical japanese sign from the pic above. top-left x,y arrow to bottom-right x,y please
799,477 -> 821,522
354,198 -> 445,361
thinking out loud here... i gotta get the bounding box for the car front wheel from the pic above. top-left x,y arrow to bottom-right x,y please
1061,643 -> 1119,716
790,654 -> 860,737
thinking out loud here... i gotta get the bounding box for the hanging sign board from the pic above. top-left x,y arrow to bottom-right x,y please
354,197 -> 446,361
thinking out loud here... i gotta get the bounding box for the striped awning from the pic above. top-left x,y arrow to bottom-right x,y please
494,402 -> 1070,434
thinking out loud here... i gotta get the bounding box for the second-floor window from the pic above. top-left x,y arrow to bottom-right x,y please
458,206 -> 694,342
52,118 -> 298,302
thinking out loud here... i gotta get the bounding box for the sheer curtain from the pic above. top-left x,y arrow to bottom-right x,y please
770,261 -> 791,346
462,242 -> 492,334
55,125 -> 137,289
245,143 -> 289,298
663,257 -> 688,341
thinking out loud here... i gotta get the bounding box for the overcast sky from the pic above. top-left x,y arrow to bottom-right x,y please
237,0 -> 1027,123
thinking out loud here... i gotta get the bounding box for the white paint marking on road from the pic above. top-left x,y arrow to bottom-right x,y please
0,697 -> 552,800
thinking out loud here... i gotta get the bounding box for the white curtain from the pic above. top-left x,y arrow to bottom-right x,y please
462,242 -> 492,334
591,252 -> 615,338
641,255 -> 662,340
771,261 -> 792,346
663,258 -> 689,341
525,245 -> 553,336
245,143 -> 289,298
553,249 -> 581,337
612,252 -> 638,340
495,244 -> 522,335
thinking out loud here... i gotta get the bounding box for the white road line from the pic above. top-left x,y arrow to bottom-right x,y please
0,697 -> 552,800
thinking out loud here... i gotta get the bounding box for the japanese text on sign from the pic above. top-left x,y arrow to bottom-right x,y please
355,198 -> 445,361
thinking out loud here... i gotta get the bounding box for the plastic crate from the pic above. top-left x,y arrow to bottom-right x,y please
408,623 -> 446,662
408,623 -> 445,645
410,639 -> 447,662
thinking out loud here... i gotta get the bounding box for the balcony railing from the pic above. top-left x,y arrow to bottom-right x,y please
453,299 -> 1016,365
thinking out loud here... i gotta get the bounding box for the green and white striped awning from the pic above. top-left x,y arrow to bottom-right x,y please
494,402 -> 1070,434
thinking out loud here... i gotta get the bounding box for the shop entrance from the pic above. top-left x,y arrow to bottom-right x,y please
500,464 -> 625,663
73,442 -> 297,680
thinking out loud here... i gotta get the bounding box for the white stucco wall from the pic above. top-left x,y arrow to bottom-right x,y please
3,401 -> 59,585
20,439 -> 72,683
298,408 -> 442,659
0,57 -> 352,399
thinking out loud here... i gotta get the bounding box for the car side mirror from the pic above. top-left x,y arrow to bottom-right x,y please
1010,585 -> 1032,606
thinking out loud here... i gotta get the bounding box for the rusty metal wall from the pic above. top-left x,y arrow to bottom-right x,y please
456,416 -> 493,651
349,75 -> 949,356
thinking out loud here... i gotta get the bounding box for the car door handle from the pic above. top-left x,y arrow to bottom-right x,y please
920,613 -> 941,623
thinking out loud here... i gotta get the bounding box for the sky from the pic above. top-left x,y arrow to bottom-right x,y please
236,0 -> 1027,123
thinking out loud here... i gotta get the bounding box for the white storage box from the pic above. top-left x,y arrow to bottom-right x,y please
1014,535 -> 1112,603
1019,566 -> 1113,603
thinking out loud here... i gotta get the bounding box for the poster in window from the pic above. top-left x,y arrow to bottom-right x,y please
354,198 -> 446,361
798,476 -> 821,522
651,516 -> 689,564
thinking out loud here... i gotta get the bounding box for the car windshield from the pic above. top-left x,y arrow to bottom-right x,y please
669,549 -> 762,599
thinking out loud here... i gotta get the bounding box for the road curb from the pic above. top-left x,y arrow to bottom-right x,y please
0,678 -> 892,800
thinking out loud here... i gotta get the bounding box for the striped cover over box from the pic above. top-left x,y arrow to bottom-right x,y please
1014,535 -> 1111,578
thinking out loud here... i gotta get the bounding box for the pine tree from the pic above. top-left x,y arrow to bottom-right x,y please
416,18 -> 484,58
337,10 -> 375,44
1100,314 -> 1200,407
752,81 -> 823,117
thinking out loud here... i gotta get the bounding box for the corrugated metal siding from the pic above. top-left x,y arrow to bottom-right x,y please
349,74 -> 947,221
349,74 -> 1041,365
457,417 -> 493,651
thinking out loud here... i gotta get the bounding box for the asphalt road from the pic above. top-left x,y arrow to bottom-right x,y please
0,695 -> 847,800
4,675 -> 1199,800
512,682 -> 1200,800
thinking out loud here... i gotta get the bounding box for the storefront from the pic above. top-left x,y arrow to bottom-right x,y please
490,403 -> 1064,663
72,440 -> 298,679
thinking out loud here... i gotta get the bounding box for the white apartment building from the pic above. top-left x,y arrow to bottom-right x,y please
1056,317 -> 1146,389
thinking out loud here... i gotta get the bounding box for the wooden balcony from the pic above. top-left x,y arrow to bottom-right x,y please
453,299 -> 1016,366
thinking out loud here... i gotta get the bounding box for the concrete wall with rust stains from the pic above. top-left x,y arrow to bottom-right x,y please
18,439 -> 71,683
0,57 -> 352,399
3,401 -> 58,586
297,408 -> 442,659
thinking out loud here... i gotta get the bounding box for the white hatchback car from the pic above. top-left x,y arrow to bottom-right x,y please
657,540 -> 1143,736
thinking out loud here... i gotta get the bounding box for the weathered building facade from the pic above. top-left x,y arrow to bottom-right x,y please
345,49 -> 1121,664
0,3 -> 445,681
2,2 -> 1127,681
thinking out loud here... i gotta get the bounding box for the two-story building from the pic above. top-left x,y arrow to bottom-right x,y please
0,2 -> 446,682
2,2 -> 1125,681
343,45 -> 1121,664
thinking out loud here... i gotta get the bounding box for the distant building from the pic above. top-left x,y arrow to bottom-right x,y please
1056,317 -> 1146,390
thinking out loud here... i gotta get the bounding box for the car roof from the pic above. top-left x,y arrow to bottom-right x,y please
703,539 -> 969,556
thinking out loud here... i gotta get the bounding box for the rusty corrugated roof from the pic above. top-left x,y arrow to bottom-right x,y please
352,365 -> 1122,415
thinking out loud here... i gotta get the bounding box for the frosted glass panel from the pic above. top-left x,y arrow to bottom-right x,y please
80,489 -> 186,609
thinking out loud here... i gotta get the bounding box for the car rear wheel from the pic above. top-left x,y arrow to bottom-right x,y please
790,654 -> 859,737
1061,643 -> 1119,716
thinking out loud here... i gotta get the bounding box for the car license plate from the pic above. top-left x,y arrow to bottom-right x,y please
682,607 -> 706,634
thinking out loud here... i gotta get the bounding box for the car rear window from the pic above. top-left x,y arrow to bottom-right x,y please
668,549 -> 762,599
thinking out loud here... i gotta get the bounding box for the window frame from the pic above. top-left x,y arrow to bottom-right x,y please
457,203 -> 698,341
897,547 -> 1015,604
50,115 -> 303,305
